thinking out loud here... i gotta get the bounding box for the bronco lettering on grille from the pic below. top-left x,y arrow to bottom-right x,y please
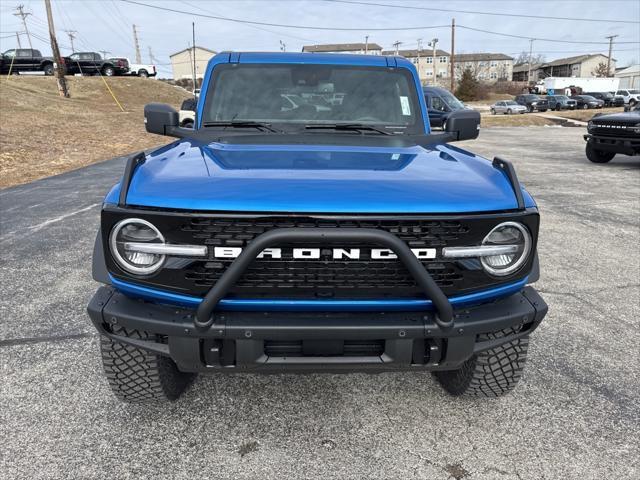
213,247 -> 437,260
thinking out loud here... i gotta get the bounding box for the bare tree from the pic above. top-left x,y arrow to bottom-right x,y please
514,51 -> 545,66
592,62 -> 610,77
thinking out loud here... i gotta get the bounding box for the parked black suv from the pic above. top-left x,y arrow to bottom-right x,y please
584,105 -> 640,163
584,92 -> 624,108
514,94 -> 548,112
546,95 -> 577,111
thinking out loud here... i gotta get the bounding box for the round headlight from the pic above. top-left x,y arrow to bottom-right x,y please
109,218 -> 165,275
481,222 -> 531,277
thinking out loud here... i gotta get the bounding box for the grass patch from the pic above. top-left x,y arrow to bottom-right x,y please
0,76 -> 190,188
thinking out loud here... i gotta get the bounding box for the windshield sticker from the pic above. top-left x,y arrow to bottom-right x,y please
400,96 -> 411,116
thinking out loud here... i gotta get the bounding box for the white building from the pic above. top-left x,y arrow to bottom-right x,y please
302,43 -> 382,55
454,53 -> 514,82
169,46 -> 216,80
615,64 -> 640,89
382,49 -> 450,82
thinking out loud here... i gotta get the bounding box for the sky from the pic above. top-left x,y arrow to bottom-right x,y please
1,0 -> 639,78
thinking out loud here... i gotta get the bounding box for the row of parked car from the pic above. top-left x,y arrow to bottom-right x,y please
0,48 -> 156,77
491,91 -> 639,115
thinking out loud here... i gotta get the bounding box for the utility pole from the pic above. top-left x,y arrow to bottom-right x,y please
13,5 -> 33,49
365,35 -> 369,54
605,34 -> 618,77
416,38 -> 422,83
44,0 -> 68,98
428,38 -> 438,85
192,22 -> 197,94
527,38 -> 534,85
15,32 -> 22,48
99,50 -> 110,59
450,18 -> 455,91
148,46 -> 155,64
393,40 -> 402,55
64,30 -> 77,52
132,24 -> 142,64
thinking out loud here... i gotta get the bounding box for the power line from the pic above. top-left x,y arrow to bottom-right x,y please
182,0 -> 322,44
457,24 -> 640,44
324,0 -> 640,25
119,0 -> 449,31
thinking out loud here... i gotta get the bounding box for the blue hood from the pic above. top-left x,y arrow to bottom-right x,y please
111,140 -> 534,213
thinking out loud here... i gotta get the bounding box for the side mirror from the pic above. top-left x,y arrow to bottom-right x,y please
445,109 -> 480,141
144,103 -> 191,138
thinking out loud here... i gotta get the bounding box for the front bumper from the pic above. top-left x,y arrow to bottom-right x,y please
584,133 -> 640,155
88,286 -> 547,373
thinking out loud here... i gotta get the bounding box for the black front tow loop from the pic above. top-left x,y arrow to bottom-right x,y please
194,228 -> 455,332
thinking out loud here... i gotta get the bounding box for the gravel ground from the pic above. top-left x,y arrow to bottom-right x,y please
1,127 -> 639,479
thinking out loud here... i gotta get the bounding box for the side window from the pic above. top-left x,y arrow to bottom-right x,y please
3,49 -> 16,58
431,96 -> 447,112
33,50 -> 42,57
17,49 -> 31,57
70,53 -> 79,61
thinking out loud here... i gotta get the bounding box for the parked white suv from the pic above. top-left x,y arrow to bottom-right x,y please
615,89 -> 640,106
117,57 -> 156,77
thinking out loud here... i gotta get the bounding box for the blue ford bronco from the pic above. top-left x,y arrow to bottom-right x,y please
88,52 -> 547,402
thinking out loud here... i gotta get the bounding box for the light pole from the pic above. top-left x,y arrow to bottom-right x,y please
428,38 -> 438,85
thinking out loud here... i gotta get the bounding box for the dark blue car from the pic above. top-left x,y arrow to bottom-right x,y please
87,52 -> 547,403
422,86 -> 467,128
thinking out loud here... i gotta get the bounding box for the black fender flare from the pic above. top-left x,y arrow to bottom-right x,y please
92,227 -> 110,284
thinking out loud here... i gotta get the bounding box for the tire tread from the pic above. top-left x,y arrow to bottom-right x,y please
100,326 -> 194,403
434,327 -> 529,397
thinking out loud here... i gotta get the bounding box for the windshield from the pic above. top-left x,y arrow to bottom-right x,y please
438,91 -> 465,110
202,64 -> 424,133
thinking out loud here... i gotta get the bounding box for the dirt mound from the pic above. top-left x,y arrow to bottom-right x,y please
0,76 -> 191,188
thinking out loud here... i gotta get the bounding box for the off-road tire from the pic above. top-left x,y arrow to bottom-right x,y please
434,327 -> 529,397
138,69 -> 149,78
586,142 -> 615,163
43,63 -> 53,75
102,66 -> 115,76
490,108 -> 495,115
100,326 -> 195,403
630,99 -> 637,107
507,108 -> 513,115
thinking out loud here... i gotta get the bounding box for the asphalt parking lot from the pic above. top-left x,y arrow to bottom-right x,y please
1,126 -> 639,479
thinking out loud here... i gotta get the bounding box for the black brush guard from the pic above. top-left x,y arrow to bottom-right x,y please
194,228 -> 454,331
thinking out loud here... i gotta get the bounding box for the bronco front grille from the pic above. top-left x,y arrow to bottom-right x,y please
103,210 -> 539,300
180,217 -> 467,298
591,122 -> 640,138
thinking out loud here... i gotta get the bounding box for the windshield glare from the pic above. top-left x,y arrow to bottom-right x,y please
439,91 -> 464,110
203,64 -> 423,133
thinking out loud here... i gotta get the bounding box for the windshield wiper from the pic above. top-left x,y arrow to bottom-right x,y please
202,121 -> 281,133
304,123 -> 392,135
